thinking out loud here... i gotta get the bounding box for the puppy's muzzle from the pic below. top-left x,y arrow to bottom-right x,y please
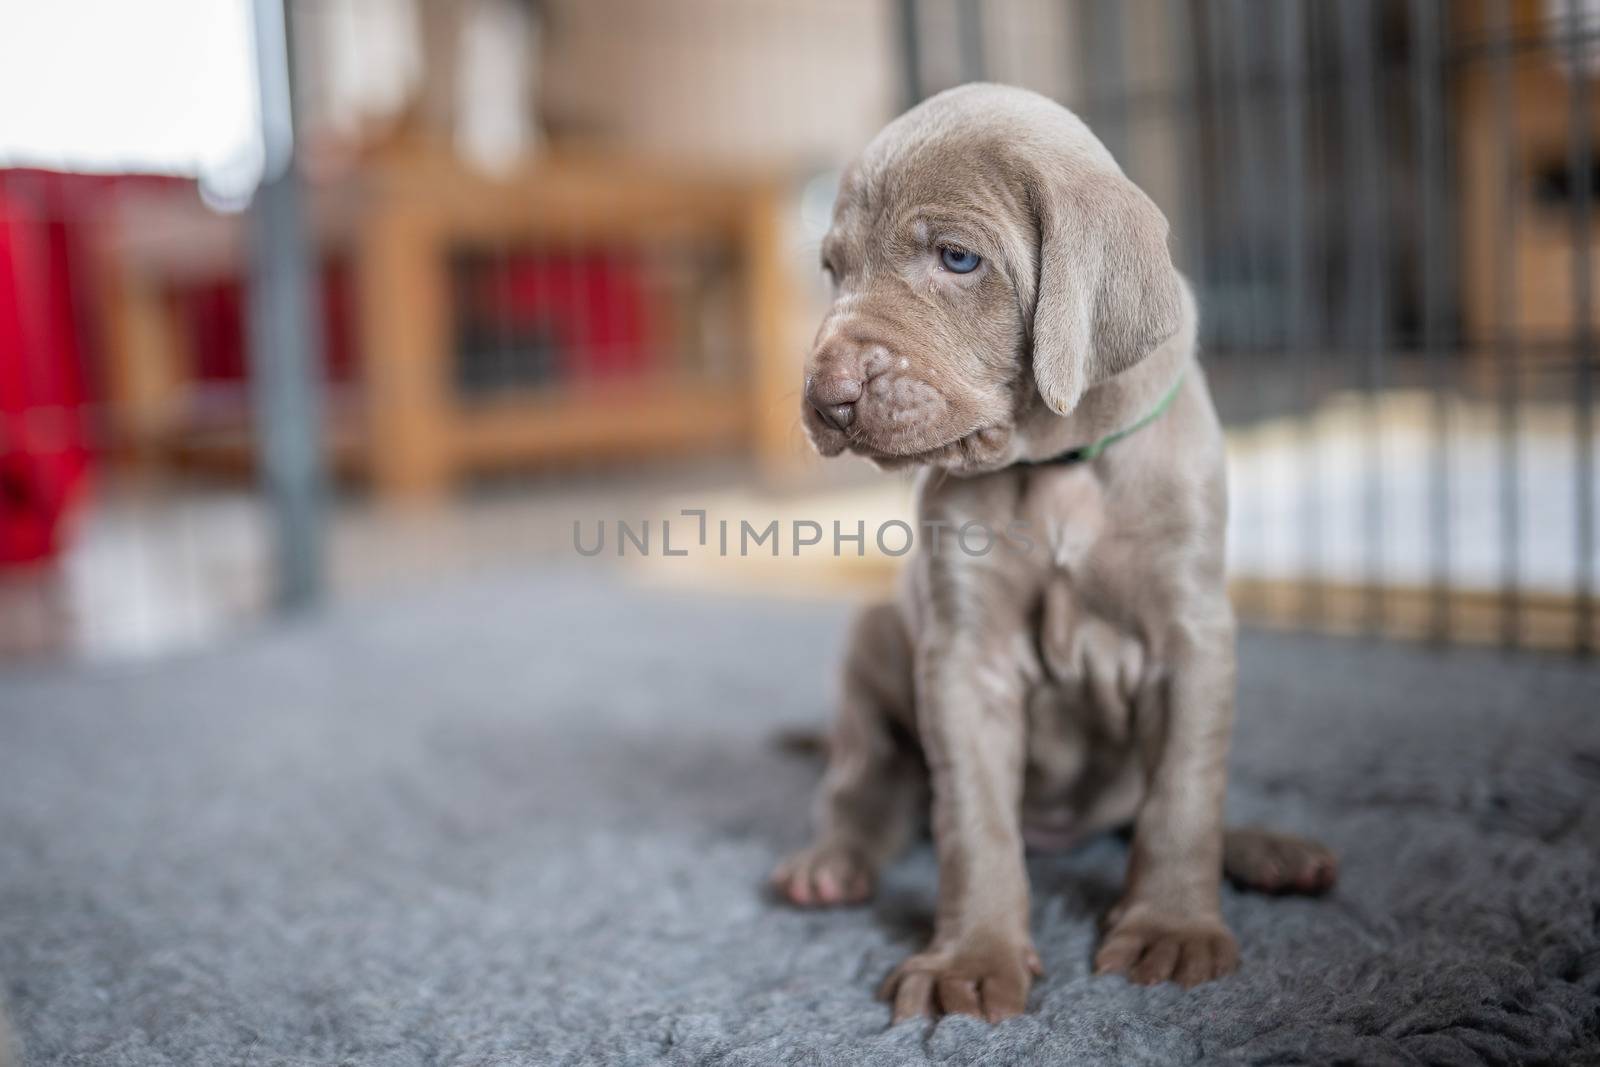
806,372 -> 862,431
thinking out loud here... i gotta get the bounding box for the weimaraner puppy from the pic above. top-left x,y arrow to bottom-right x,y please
772,84 -> 1336,1024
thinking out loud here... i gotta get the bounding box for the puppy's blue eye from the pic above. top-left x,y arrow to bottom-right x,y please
940,246 -> 981,274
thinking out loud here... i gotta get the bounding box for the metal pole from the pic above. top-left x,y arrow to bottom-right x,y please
1202,0 -> 1236,361
898,0 -> 923,109
1413,0 -> 1451,642
1172,0 -> 1209,295
1567,1 -> 1596,654
248,0 -> 326,611
1340,0 -> 1387,634
957,0 -> 986,85
1278,0 -> 1320,627
1084,0 -> 1129,169
1226,0 -> 1264,365
1490,0 -> 1522,650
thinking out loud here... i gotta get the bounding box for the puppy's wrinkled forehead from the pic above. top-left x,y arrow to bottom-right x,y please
842,127 -> 1018,215
823,138 -> 1025,285
842,129 -> 1015,212
824,91 -> 1118,284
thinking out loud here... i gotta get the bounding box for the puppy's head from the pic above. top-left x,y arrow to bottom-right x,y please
802,84 -> 1184,473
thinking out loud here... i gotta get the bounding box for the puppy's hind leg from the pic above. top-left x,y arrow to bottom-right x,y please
772,603 -> 924,908
1224,826 -> 1338,896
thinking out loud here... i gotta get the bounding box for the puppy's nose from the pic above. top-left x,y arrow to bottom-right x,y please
807,373 -> 861,432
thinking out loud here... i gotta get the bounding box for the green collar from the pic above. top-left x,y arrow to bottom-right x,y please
1015,370 -> 1186,467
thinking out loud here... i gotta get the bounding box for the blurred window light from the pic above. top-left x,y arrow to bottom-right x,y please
800,170 -> 841,243
293,0 -> 421,143
0,0 -> 262,207
1550,0 -> 1600,78
454,0 -> 539,174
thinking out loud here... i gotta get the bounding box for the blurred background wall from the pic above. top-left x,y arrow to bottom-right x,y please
0,0 -> 1596,660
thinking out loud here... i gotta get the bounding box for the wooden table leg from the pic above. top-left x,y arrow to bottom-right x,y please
94,237 -> 185,470
358,200 -> 454,504
740,183 -> 808,482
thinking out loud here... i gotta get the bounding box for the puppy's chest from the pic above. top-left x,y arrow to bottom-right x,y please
1019,565 -> 1150,833
1022,472 -> 1149,739
1028,468 -> 1106,570
922,465 -> 1151,679
1021,468 -> 1142,615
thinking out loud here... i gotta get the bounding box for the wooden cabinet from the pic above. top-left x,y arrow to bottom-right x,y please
98,145 -> 801,500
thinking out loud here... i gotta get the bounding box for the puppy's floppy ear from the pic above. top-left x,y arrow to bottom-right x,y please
1028,168 -> 1184,415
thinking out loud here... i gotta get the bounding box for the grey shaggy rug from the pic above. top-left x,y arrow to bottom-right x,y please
1,569 -> 1598,1067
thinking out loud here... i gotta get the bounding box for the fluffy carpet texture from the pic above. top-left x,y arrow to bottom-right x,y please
1,570 -> 1598,1066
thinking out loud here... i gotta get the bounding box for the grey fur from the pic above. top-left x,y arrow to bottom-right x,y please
0,570 -> 1596,1064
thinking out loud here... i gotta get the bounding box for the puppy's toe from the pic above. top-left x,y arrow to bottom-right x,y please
1095,907 -> 1238,988
880,937 -> 1036,1024
769,842 -> 876,908
1127,937 -> 1181,986
1224,826 -> 1338,896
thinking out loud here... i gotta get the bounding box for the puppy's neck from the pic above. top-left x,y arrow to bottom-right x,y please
1012,320 -> 1192,466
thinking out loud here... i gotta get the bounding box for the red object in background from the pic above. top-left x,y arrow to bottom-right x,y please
0,172 -> 358,570
0,171 -> 97,566
469,251 -> 652,381
0,171 -> 639,567
167,257 -> 358,387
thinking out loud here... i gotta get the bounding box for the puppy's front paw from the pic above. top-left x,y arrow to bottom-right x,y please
1094,905 -> 1238,988
878,936 -> 1042,1024
1224,826 -> 1338,895
769,842 -> 876,907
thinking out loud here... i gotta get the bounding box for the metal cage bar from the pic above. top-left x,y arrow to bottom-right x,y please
1567,0 -> 1598,654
